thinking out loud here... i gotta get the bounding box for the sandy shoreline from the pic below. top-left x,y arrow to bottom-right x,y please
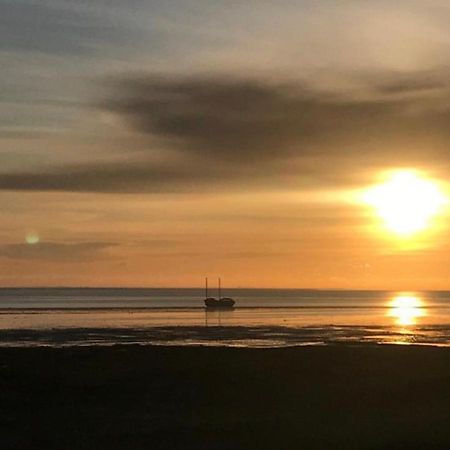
2,344 -> 450,449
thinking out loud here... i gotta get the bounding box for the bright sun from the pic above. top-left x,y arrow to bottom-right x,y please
363,170 -> 446,236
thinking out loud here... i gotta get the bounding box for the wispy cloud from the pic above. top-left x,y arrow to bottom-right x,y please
0,1 -> 142,56
0,242 -> 115,261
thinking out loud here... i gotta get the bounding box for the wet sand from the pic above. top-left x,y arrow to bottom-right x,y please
2,345 -> 450,449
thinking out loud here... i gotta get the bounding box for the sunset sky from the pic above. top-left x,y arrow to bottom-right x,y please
1,0 -> 450,288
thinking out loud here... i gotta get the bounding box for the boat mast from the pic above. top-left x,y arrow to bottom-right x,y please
218,277 -> 221,300
205,277 -> 208,299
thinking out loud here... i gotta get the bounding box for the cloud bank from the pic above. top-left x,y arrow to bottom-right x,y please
0,74 -> 449,193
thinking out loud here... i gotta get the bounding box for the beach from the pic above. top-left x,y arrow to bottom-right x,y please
2,344 -> 450,450
2,288 -> 450,347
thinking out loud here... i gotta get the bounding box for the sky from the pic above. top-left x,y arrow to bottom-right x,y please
1,0 -> 450,288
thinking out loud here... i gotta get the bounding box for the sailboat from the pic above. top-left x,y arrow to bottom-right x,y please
204,277 -> 236,309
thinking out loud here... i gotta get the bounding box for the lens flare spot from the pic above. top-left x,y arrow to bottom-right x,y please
25,233 -> 40,245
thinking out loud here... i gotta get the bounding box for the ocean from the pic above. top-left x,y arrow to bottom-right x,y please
1,288 -> 450,347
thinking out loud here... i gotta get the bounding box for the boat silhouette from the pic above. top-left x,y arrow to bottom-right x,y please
204,277 -> 235,309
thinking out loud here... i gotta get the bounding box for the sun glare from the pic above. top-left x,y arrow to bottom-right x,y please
363,170 -> 446,236
389,295 -> 424,326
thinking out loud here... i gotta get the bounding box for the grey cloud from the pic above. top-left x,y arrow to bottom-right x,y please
1,75 -> 449,193
0,161 -> 237,193
0,0 -> 147,56
106,75 -> 450,162
0,242 -> 115,261
0,2 -> 104,55
373,70 -> 450,96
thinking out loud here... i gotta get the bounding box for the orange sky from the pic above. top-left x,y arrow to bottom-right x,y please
1,185 -> 449,289
1,1 -> 450,288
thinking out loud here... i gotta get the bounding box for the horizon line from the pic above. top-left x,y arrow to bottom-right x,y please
0,286 -> 449,293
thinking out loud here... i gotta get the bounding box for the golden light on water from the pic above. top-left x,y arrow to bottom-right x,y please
363,170 -> 446,237
388,295 -> 424,326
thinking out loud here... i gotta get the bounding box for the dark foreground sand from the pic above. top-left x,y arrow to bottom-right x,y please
2,345 -> 450,450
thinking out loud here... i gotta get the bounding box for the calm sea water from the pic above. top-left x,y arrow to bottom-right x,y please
1,288 -> 450,347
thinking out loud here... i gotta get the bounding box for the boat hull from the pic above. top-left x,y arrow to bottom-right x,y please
204,297 -> 235,309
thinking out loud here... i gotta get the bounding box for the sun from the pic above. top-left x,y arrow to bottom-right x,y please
363,170 -> 446,237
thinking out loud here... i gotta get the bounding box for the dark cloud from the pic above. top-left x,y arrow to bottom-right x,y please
105,75 -> 450,161
0,161 -> 237,193
106,77 -> 381,161
0,242 -> 115,262
373,70 -> 449,96
0,75 -> 449,193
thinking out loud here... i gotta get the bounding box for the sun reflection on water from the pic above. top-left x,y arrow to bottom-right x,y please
388,294 -> 425,326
